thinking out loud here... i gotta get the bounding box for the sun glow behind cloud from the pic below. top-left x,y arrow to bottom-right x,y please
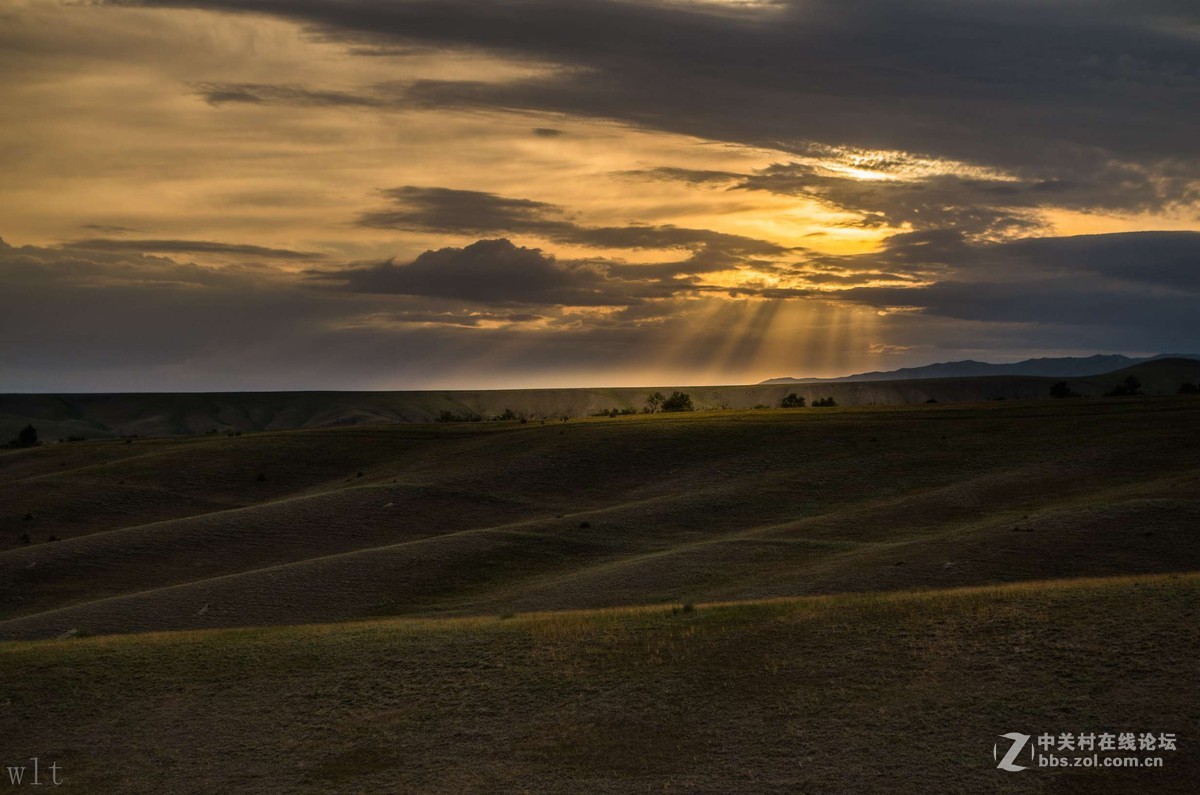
1,0 -> 1197,391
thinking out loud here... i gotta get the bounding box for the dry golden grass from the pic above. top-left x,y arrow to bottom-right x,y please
2,396 -> 1199,791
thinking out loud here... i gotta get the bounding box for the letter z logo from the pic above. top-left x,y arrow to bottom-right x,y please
995,733 -> 1032,772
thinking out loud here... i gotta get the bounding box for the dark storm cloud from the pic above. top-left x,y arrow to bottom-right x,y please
312,237 -> 709,306
823,231 -> 1200,335
312,238 -> 619,305
999,232 -> 1200,290
63,238 -> 328,260
131,0 -> 1200,186
822,230 -> 1200,292
358,186 -> 790,256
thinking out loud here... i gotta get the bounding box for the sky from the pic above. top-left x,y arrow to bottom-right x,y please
1,0 -> 1198,391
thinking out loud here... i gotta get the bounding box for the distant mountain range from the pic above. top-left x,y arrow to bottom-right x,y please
762,353 -> 1200,384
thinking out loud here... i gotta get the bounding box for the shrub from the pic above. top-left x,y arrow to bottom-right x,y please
643,392 -> 666,413
661,391 -> 694,412
780,393 -> 806,408
1049,381 -> 1079,399
1104,375 -> 1142,397
812,397 -> 838,407
6,425 -> 38,448
595,406 -> 638,417
436,409 -> 482,423
1179,382 -> 1199,395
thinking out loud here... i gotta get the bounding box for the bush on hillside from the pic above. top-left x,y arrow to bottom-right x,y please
661,391 -> 694,412
593,407 -> 638,417
436,409 -> 483,423
1104,376 -> 1142,397
6,425 -> 38,448
1050,381 -> 1079,399
780,393 -> 806,408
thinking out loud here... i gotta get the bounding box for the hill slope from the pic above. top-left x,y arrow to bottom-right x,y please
3,393 -> 1199,641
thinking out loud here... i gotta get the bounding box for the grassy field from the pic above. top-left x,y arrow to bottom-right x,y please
3,394 -> 1200,638
2,393 -> 1199,791
1,574 -> 1197,792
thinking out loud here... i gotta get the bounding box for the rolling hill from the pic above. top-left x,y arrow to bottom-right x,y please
4,393 -> 1200,791
3,390 -> 1200,640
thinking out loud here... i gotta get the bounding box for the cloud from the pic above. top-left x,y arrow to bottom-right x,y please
737,165 -> 1048,238
142,0 -> 1199,185
0,236 -> 750,390
823,231 -> 1200,341
62,238 -> 328,260
312,238 -> 622,305
620,167 -> 743,186
194,82 -> 386,108
638,159 -> 1196,239
372,308 -> 546,327
4,229 -> 1200,391
79,224 -> 142,235
357,185 -> 790,256
357,186 -> 561,236
1000,232 -> 1200,291
154,0 -> 1199,238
